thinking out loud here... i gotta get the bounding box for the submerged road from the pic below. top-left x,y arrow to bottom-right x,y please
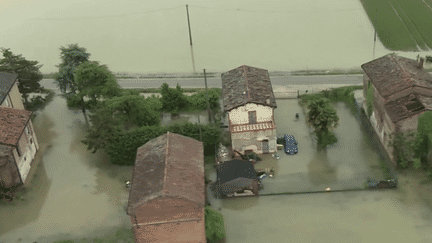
40,74 -> 365,90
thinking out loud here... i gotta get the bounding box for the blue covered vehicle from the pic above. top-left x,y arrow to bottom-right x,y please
282,135 -> 298,155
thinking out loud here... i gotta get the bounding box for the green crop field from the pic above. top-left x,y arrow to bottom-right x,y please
360,0 -> 432,51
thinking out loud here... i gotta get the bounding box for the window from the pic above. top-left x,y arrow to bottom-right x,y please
248,111 -> 257,124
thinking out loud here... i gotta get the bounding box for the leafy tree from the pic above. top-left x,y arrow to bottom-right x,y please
306,98 -> 339,148
102,94 -> 160,130
0,48 -> 43,103
205,206 -> 226,243
74,61 -> 122,110
160,83 -> 188,114
81,102 -> 124,153
188,88 -> 221,110
54,44 -> 90,95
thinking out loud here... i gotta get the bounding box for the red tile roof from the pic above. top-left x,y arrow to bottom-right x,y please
221,65 -> 277,111
361,54 -> 432,98
384,93 -> 432,123
127,132 -> 205,215
230,121 -> 275,133
0,107 -> 31,147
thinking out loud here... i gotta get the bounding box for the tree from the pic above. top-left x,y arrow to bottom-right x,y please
160,83 -> 188,114
102,94 -> 160,130
306,98 -> 339,148
0,48 -> 43,103
54,44 -> 90,95
74,61 -> 122,110
205,206 -> 226,243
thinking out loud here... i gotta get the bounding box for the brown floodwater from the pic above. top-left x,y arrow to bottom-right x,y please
207,97 -> 432,242
0,93 -> 133,243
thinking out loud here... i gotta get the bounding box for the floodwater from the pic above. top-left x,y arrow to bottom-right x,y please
206,97 -> 432,242
3,0 -> 432,75
0,92 -> 133,243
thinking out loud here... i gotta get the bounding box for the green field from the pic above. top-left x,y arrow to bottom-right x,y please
360,0 -> 432,51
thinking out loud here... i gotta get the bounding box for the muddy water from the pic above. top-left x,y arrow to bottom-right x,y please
0,93 -> 133,243
214,98 -> 432,242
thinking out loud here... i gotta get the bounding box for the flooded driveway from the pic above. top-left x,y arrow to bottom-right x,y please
251,98 -> 382,195
0,92 -> 133,243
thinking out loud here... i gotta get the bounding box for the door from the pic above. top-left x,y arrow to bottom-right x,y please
262,140 -> 269,153
248,111 -> 257,124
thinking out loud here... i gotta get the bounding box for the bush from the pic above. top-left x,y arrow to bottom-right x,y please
24,96 -> 45,111
105,122 -> 221,165
205,206 -> 226,243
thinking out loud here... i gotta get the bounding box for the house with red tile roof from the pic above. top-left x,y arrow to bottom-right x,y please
0,72 -> 39,201
221,65 -> 277,155
126,132 -> 206,243
361,54 -> 432,166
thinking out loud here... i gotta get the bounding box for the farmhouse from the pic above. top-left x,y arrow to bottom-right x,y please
217,160 -> 259,198
361,54 -> 432,166
221,65 -> 277,155
126,132 -> 206,243
0,72 -> 39,201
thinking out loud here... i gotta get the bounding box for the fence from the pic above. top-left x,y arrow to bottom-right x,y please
274,88 -> 331,99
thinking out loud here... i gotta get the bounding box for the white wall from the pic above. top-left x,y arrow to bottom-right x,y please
228,103 -> 273,125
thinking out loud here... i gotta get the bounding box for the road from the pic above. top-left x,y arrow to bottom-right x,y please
40,74 -> 365,90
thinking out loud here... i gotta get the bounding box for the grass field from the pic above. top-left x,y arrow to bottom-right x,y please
360,0 -> 432,51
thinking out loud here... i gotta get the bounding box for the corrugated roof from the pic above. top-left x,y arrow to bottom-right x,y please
384,93 -> 432,123
221,65 -> 277,111
0,107 -> 31,147
0,72 -> 18,105
217,160 -> 257,185
127,132 -> 205,215
361,54 -> 432,98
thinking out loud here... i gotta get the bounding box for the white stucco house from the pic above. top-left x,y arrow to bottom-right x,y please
221,65 -> 277,155
0,72 -> 39,200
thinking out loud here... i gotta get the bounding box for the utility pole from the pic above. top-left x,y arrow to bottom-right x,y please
186,4 -> 196,73
198,114 -> 203,141
204,69 -> 211,123
373,7 -> 377,59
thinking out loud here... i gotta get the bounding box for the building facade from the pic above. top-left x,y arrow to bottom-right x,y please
126,132 -> 206,243
221,65 -> 277,155
361,55 -> 432,166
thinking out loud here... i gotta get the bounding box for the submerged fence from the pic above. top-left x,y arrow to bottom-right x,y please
274,88 -> 331,99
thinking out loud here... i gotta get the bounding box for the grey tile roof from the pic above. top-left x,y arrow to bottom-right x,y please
384,93 -> 432,123
0,72 -> 18,105
361,54 -> 432,98
127,132 -> 205,215
221,65 -> 277,111
217,160 -> 257,184
0,107 -> 32,147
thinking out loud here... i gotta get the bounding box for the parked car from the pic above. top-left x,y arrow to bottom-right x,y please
366,178 -> 398,189
283,135 -> 298,155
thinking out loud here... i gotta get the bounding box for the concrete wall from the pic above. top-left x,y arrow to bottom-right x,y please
8,82 -> 25,110
231,129 -> 277,154
228,103 -> 273,125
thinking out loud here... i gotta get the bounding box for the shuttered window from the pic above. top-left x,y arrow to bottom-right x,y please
248,111 -> 257,124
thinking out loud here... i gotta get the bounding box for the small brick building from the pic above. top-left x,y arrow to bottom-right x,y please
361,54 -> 432,166
221,65 -> 277,155
217,160 -> 259,198
126,132 -> 206,243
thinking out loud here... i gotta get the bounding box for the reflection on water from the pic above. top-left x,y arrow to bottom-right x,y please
0,93 -> 133,243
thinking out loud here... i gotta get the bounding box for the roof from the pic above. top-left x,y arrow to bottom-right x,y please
133,217 -> 206,243
361,54 -> 432,98
384,93 -> 432,123
127,132 -> 205,215
0,72 -> 18,105
0,107 -> 32,147
217,160 -> 257,184
221,65 -> 277,111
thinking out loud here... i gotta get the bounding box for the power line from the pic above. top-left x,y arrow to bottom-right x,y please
31,5 -> 184,21
188,5 -> 363,14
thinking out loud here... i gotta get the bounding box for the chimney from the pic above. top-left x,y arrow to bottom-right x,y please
419,58 -> 424,69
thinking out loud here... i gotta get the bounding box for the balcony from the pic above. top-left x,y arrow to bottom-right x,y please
230,121 -> 275,133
